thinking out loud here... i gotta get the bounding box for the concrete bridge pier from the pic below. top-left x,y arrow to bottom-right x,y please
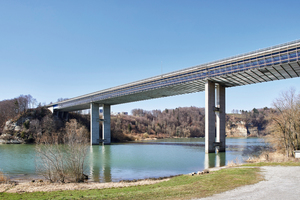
102,104 -> 111,145
90,103 -> 111,145
205,80 -> 226,153
90,103 -> 100,145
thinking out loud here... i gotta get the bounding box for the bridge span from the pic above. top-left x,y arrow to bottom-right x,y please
48,39 -> 300,153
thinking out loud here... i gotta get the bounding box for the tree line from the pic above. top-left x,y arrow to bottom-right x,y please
111,106 -> 271,141
0,95 -> 37,132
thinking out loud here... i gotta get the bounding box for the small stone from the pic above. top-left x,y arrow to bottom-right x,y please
203,169 -> 210,173
31,180 -> 35,182
189,172 -> 196,176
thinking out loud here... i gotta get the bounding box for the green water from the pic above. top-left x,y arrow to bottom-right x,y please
0,137 -> 267,182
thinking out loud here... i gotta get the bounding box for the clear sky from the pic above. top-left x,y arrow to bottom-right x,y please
1,0 -> 300,114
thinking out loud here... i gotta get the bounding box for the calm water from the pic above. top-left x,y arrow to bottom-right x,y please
0,137 -> 268,182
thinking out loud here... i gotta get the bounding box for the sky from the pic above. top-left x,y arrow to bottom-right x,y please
1,0 -> 300,114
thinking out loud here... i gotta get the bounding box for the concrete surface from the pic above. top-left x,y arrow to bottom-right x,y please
197,166 -> 300,200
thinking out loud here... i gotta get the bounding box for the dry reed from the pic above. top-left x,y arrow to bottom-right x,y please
0,170 -> 9,183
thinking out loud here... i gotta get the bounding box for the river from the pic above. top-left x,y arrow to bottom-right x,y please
0,137 -> 268,182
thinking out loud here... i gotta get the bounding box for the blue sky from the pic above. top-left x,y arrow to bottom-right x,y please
1,0 -> 300,114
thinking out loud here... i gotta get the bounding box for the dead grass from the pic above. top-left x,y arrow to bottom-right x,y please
0,170 -> 9,183
246,151 -> 299,163
227,157 -> 242,167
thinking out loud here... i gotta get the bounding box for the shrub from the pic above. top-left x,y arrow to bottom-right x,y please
20,131 -> 26,139
23,120 -> 30,129
35,119 -> 89,183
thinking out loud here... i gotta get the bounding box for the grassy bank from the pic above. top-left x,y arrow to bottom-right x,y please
0,167 -> 262,200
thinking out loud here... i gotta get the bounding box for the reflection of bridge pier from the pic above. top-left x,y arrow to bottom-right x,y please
204,152 -> 226,169
88,145 -> 112,182
101,145 -> 112,182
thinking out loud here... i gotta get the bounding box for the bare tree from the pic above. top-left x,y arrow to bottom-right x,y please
268,88 -> 300,157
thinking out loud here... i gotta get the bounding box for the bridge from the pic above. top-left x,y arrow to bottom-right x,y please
48,39 -> 300,153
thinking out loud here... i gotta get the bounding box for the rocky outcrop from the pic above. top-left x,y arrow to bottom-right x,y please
0,134 -> 23,144
4,120 -> 22,132
226,121 -> 258,137
0,119 -> 27,144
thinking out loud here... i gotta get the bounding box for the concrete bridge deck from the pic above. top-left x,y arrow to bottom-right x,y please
48,39 -> 300,152
49,40 -> 300,112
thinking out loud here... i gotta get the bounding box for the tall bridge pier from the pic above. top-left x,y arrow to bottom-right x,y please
205,80 -> 226,153
90,103 -> 111,145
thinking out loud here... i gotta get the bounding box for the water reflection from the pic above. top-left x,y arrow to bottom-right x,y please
102,145 -> 111,182
204,153 -> 226,169
88,145 -> 112,182
0,138 -> 267,182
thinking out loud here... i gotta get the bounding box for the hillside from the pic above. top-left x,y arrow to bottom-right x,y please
0,104 -> 272,144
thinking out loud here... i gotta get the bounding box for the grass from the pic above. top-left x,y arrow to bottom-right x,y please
0,167 -> 262,200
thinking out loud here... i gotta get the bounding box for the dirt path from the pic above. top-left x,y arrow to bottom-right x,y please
197,166 -> 300,200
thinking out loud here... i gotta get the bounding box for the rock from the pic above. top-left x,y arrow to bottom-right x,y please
82,174 -> 88,180
189,172 -> 196,176
203,169 -> 210,173
15,126 -> 21,131
3,120 -> 20,131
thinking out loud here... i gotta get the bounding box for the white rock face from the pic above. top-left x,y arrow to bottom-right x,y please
0,139 -> 22,144
3,119 -> 21,131
1,120 -> 24,144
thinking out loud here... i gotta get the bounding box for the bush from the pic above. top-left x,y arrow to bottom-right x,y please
35,119 -> 89,183
23,120 -> 30,129
20,131 -> 26,139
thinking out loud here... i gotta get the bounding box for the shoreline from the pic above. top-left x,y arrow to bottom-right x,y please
1,164 -> 227,194
0,177 -> 170,193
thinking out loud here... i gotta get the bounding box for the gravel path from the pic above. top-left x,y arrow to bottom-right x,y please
197,166 -> 300,200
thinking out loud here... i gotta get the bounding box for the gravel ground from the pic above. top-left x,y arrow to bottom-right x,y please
0,178 -> 169,193
197,166 -> 300,200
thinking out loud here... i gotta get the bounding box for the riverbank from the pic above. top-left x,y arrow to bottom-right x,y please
0,178 -> 170,193
0,167 -> 262,199
2,160 -> 300,199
